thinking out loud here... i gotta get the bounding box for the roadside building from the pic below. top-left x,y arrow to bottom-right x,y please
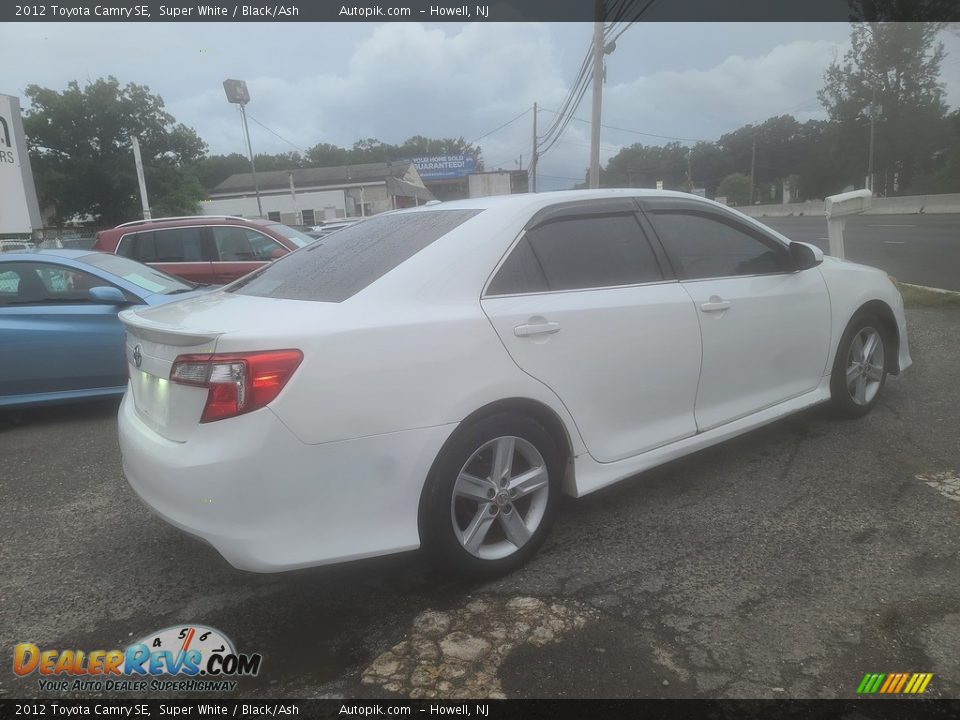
202,161 -> 434,225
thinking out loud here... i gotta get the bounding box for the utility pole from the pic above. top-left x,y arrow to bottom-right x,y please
531,101 -> 538,192
867,86 -> 877,192
686,148 -> 692,191
288,171 -> 300,226
588,9 -> 605,189
130,135 -> 151,220
749,135 -> 757,205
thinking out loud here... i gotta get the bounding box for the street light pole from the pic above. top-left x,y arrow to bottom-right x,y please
223,79 -> 263,218
238,103 -> 263,217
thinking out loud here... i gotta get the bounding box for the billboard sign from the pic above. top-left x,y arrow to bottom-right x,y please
0,94 -> 42,235
410,155 -> 476,181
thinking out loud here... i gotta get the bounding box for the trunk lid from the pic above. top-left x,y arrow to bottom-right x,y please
118,291 -> 345,442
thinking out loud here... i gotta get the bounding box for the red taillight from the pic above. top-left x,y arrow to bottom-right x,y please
169,350 -> 303,423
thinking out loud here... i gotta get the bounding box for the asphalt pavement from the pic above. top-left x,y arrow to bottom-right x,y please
1,306 -> 959,700
758,214 -> 960,291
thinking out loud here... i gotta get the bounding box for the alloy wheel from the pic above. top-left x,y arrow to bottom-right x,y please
846,326 -> 885,406
450,436 -> 550,560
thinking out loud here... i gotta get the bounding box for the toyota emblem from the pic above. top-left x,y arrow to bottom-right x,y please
133,344 -> 143,369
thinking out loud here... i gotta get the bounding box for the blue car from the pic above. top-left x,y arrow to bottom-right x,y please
0,249 -> 212,408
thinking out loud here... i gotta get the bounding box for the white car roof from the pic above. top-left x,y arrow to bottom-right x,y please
400,188 -> 710,213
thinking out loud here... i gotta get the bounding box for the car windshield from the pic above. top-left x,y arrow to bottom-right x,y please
78,252 -> 195,294
265,223 -> 315,248
229,209 -> 482,302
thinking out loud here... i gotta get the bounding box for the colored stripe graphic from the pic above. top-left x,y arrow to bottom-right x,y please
857,672 -> 933,694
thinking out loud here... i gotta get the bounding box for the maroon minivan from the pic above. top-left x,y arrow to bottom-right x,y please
93,216 -> 315,285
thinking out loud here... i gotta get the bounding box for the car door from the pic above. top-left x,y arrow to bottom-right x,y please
0,262 -> 131,400
209,226 -> 284,283
121,227 -> 215,284
480,199 -> 702,463
642,199 -> 831,432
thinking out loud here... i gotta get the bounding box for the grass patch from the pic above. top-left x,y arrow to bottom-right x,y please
897,282 -> 960,308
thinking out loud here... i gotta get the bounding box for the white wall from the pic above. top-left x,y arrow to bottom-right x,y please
468,172 -> 512,198
736,193 -> 960,218
201,188 -> 347,221
0,94 -> 42,234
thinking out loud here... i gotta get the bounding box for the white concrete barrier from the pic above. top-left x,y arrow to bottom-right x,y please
735,193 -> 960,218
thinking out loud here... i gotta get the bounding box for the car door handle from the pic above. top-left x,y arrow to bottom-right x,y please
514,321 -> 561,338
700,297 -> 731,313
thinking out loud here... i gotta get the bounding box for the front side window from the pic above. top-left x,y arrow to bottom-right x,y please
0,263 -> 110,305
649,211 -> 792,280
230,209 -> 481,303
488,213 -> 663,295
264,223 -> 314,248
212,227 -> 283,261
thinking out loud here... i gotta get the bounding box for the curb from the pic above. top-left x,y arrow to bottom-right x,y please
899,282 -> 960,297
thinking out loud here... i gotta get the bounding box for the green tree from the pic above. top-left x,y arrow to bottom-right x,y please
818,22 -> 948,194
716,173 -> 753,206
193,153 -> 250,191
24,77 -> 207,225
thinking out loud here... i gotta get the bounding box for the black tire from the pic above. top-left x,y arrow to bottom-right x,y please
421,412 -> 564,577
829,312 -> 888,418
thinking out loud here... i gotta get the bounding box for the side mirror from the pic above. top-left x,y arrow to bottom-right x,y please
89,286 -> 128,304
790,242 -> 823,271
270,247 -> 287,260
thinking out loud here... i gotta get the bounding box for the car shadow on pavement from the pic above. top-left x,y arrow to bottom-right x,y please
0,396 -> 122,433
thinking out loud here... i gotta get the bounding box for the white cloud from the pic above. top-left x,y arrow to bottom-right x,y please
3,23 -> 954,192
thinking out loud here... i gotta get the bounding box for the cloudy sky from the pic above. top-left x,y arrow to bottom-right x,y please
2,22 -> 958,190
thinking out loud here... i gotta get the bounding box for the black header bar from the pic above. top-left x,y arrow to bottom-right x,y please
3,699 -> 960,720
2,0 -> 959,23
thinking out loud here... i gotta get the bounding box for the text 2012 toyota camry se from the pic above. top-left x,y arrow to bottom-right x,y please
117,190 -> 910,575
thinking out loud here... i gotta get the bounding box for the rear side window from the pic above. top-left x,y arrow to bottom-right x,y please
489,213 -> 662,295
229,209 -> 482,302
486,237 -> 548,295
126,228 -> 205,263
649,212 -> 792,280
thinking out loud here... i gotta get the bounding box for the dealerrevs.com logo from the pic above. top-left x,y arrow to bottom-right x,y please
13,625 -> 262,693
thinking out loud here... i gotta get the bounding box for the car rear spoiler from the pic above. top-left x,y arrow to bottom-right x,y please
118,309 -> 222,347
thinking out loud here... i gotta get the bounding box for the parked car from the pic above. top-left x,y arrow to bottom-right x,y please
0,249 -> 211,408
92,215 -> 315,285
305,219 -> 360,240
117,190 -> 910,576
0,239 -> 33,253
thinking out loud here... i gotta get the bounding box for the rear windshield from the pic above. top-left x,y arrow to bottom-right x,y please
78,252 -> 194,294
228,209 -> 482,302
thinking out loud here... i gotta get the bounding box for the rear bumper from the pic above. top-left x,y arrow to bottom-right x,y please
118,391 -> 456,572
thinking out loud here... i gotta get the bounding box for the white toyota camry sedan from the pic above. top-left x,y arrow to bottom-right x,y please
118,190 -> 911,575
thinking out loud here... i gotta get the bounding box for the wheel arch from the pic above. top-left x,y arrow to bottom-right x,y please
417,397 -> 577,543
852,299 -> 902,374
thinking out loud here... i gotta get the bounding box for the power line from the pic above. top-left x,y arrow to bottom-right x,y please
245,113 -> 307,154
606,0 -> 659,46
468,107 -> 532,144
539,107 -> 709,143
